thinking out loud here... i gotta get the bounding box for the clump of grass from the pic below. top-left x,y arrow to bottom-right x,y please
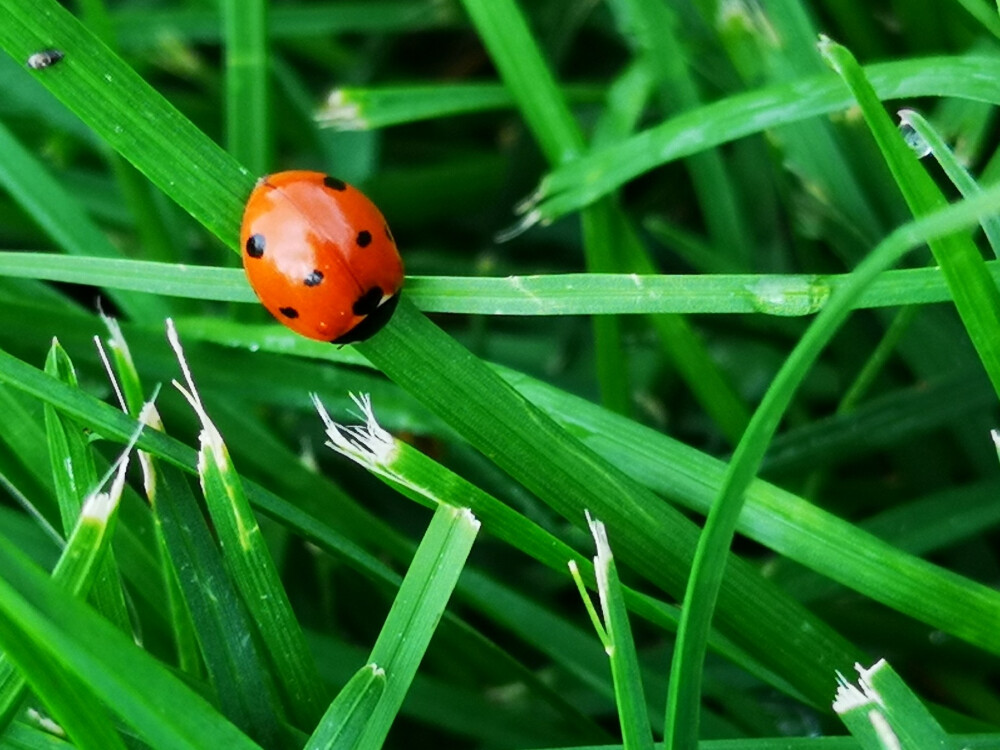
1,0 -> 1000,748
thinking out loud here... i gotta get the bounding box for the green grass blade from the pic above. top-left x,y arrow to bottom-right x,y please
99,317 -> 203,677
821,39 -> 1000,401
304,664 -> 384,750
834,660 -> 948,749
611,0 -> 751,265
527,55 -> 1000,224
0,460 -> 128,733
0,119 -> 167,322
14,251 -> 1000,317
583,515 -> 654,750
42,341 -> 130,633
169,324 -> 326,728
359,504 -> 480,748
222,0 -> 269,174
0,533 -> 263,750
899,109 -> 1000,257
317,84 -> 603,131
140,407 -> 283,747
0,721 -> 75,748
456,0 -> 582,164
112,2 -> 459,48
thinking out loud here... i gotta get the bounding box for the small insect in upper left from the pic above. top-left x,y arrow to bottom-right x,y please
27,49 -> 64,70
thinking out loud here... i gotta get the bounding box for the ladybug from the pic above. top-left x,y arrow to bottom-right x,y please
240,170 -> 404,343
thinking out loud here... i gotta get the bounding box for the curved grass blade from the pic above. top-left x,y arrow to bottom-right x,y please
662,144 -> 1000,750
899,109 -> 1000,257
527,55 -> 1000,224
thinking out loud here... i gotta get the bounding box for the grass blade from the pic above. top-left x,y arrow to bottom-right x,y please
304,664 -> 384,750
359,504 -> 480,748
139,404 -> 283,747
168,323 -> 327,728
222,0 -> 269,174
821,38 -> 1000,401
527,55 -> 1000,224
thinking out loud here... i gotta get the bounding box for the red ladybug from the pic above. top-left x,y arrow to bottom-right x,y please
240,171 -> 404,343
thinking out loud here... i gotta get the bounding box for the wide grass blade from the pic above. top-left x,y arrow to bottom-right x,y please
358,504 -> 480,748
834,660 -> 949,748
222,0 -> 269,174
42,341 -> 130,633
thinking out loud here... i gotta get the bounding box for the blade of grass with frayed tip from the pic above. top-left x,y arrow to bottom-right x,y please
169,323 -> 326,727
43,340 -> 130,633
527,55 -> 1000,224
833,660 -> 948,749
141,432 -> 283,747
0,459 -> 129,734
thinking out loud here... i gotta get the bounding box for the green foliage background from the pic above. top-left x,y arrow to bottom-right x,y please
1,0 -> 1000,748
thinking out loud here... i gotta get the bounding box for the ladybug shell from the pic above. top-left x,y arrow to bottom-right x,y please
240,171 -> 404,343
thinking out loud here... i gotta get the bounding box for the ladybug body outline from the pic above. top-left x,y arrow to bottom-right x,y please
240,171 -> 404,343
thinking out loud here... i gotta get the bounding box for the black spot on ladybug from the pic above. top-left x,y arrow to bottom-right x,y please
279,306 -> 299,319
356,230 -> 372,248
27,49 -> 64,70
246,234 -> 266,258
334,293 -> 399,344
304,270 -> 324,287
323,175 -> 347,191
384,224 -> 394,243
352,286 -> 384,316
